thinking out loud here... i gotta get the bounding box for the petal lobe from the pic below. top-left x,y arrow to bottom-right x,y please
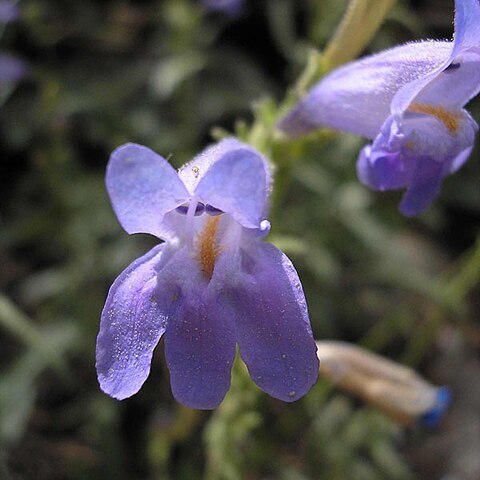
96,245 -> 166,400
106,143 -> 190,239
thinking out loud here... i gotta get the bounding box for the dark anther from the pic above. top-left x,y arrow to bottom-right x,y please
175,202 -> 205,215
445,62 -> 461,72
205,205 -> 223,216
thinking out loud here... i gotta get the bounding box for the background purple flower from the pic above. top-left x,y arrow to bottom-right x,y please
0,52 -> 27,83
0,0 -> 19,24
96,138 -> 318,409
0,2 -> 26,88
279,0 -> 480,216
201,0 -> 245,18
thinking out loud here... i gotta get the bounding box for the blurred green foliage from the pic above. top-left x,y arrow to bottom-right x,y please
1,0 -> 479,479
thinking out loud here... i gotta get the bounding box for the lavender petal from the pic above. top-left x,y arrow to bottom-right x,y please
96,245 -> 166,400
106,143 -> 190,240
223,243 -> 319,402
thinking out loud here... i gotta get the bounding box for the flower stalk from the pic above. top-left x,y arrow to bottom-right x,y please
322,0 -> 398,71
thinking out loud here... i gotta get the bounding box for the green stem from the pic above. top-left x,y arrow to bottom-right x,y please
322,0 -> 398,70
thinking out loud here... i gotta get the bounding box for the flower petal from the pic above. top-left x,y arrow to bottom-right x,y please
178,138 -> 258,192
356,116 -> 414,191
357,146 -> 413,192
452,0 -> 480,52
223,243 -> 319,402
278,41 -> 451,139
448,144 -> 474,174
96,245 -> 166,400
410,51 -> 480,109
402,109 -> 477,161
194,144 -> 269,229
163,297 -> 236,410
399,157 -> 444,216
106,143 -> 190,239
161,248 -> 237,409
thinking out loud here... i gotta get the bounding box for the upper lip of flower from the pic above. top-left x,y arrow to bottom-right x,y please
105,138 -> 271,242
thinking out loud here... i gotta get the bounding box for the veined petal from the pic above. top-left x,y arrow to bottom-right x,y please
96,245 -> 166,400
278,41 -> 451,139
161,248 -> 237,409
106,143 -> 190,239
393,0 -> 480,113
223,243 -> 318,402
194,145 -> 269,229
164,295 -> 236,409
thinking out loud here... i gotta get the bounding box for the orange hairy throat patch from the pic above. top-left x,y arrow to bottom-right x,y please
197,216 -> 221,279
408,102 -> 461,134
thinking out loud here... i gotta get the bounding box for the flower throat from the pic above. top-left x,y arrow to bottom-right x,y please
197,215 -> 221,279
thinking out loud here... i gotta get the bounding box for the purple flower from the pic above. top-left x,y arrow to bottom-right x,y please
0,52 -> 27,83
278,0 -> 480,216
96,138 -> 319,409
0,0 -> 19,24
201,0 -> 245,17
